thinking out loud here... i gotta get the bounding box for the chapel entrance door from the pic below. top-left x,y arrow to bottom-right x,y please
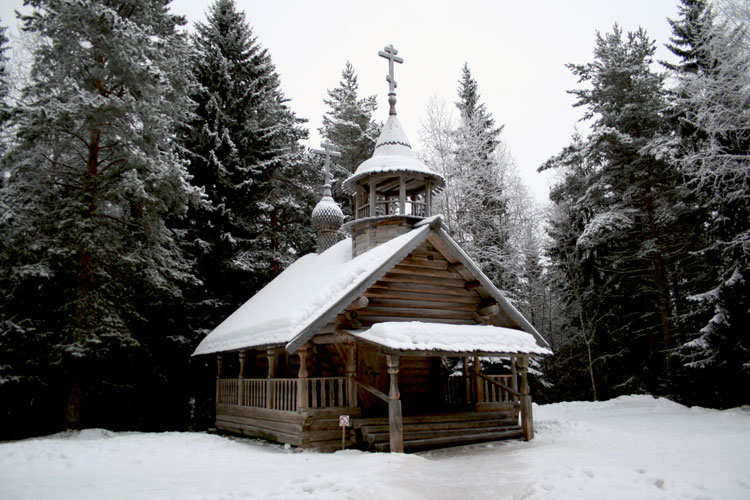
357,344 -> 388,416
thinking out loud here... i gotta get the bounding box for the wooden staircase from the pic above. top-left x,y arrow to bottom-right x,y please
352,409 -> 522,452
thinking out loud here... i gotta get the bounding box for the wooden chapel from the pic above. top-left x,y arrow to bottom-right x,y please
192,44 -> 551,452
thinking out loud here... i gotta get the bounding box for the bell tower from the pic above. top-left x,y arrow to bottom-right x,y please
342,45 -> 445,257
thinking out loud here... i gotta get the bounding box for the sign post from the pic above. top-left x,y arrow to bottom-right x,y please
339,415 -> 350,450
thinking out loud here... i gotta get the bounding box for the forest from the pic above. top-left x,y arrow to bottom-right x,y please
0,0 -> 747,440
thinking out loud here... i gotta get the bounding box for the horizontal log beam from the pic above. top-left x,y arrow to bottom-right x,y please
366,297 -> 478,312
346,296 -> 369,310
369,280 -> 480,297
381,273 -> 467,288
357,306 -> 476,320
365,288 -> 481,304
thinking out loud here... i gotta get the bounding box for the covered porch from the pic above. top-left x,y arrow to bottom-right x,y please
213,323 -> 545,452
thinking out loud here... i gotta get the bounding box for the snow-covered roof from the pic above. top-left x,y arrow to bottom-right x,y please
192,225 -> 432,356
349,322 -> 551,356
193,215 -> 550,356
341,115 -> 445,194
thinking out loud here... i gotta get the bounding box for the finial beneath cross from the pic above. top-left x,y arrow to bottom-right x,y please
378,44 -> 403,115
312,141 -> 341,196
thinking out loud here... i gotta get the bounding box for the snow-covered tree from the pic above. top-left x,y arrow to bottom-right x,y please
542,25 -> 691,399
0,21 -> 10,161
180,0 -> 315,336
319,61 -> 380,216
671,0 -> 750,406
0,0 -> 197,431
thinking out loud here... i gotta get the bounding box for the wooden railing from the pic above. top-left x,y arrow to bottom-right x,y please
479,374 -> 519,403
444,374 -> 519,404
218,377 -> 350,412
306,377 -> 348,408
355,200 -> 427,219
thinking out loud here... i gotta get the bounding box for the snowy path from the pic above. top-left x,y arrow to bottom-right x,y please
1,395 -> 748,499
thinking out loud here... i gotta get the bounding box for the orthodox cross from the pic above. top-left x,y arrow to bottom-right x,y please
312,141 -> 341,195
378,44 -> 403,115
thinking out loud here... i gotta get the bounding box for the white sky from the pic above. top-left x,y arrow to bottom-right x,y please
1,0 -> 681,202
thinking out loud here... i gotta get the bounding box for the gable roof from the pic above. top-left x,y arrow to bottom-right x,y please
192,216 -> 550,356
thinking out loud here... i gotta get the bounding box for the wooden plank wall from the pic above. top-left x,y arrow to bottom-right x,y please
357,240 -> 482,326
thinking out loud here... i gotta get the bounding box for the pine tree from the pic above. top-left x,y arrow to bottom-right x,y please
0,0 -> 197,431
180,0 -> 315,336
320,61 -> 380,216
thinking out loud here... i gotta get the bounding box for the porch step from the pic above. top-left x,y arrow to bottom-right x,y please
374,427 -> 523,452
353,411 -> 522,452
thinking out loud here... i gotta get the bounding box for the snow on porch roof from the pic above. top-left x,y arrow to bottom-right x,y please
348,322 -> 552,356
192,223 -> 433,356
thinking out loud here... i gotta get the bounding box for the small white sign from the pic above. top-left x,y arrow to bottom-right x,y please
339,415 -> 350,427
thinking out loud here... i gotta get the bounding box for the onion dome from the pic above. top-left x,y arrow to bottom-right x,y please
312,187 -> 344,254
311,143 -> 344,254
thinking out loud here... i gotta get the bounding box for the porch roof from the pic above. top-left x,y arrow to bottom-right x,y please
348,322 -> 552,357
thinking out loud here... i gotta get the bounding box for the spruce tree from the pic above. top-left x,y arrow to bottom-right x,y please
448,64 -> 515,295
0,0 -> 197,432
181,0 -> 315,336
320,61 -> 380,216
0,21 -> 10,161
671,0 -> 750,407
543,26 -> 688,399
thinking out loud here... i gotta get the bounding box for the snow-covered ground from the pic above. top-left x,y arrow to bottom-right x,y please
1,395 -> 748,499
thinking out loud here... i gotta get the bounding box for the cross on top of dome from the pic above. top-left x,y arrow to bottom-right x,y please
378,44 -> 403,115
312,141 -> 341,196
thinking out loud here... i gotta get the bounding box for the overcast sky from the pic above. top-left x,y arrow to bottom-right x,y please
1,0 -> 682,202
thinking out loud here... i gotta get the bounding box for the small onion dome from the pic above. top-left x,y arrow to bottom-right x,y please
311,193 -> 344,254
341,114 -> 445,195
311,194 -> 344,230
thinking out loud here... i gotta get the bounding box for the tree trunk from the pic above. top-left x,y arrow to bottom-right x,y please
65,371 -> 85,430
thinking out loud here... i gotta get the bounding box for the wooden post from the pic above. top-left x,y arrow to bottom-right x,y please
473,355 -> 483,405
518,356 -> 534,441
238,350 -> 246,406
399,174 -> 406,215
386,354 -> 404,453
425,181 -> 432,217
369,178 -> 376,217
267,348 -> 277,409
463,356 -> 471,403
297,346 -> 308,410
216,354 -> 223,405
511,356 -> 519,398
345,341 -> 357,407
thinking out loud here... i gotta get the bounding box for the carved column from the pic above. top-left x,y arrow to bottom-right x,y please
517,356 -> 534,441
345,341 -> 357,407
386,354 -> 403,453
473,355 -> 483,406
266,348 -> 277,409
297,346 -> 308,410
238,350 -> 247,406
